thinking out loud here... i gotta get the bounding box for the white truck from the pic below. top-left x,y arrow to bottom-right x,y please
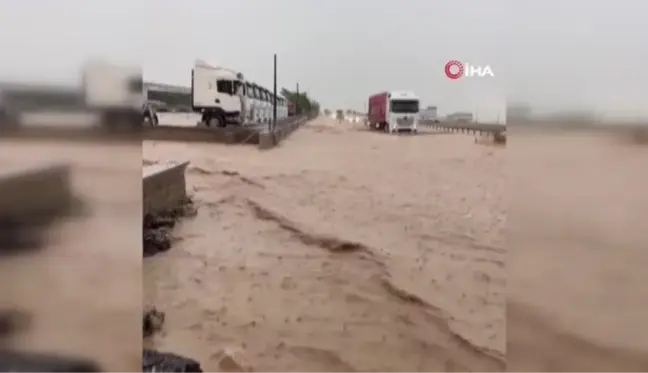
191,59 -> 287,128
367,90 -> 420,133
83,60 -> 144,127
0,60 -> 143,129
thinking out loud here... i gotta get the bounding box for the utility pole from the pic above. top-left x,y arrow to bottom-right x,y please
272,53 -> 277,132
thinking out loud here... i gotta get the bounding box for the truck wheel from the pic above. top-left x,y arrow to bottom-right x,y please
143,113 -> 158,127
208,116 -> 225,128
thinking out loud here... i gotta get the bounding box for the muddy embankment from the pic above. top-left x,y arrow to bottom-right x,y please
143,198 -> 205,372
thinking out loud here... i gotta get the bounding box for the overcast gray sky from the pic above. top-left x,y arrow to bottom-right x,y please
0,0 -> 645,121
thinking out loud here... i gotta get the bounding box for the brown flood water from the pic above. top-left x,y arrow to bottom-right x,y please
2,122 -> 645,372
143,118 -> 506,371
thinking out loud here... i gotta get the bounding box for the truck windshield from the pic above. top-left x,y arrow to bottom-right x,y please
128,76 -> 143,93
390,100 -> 419,114
216,79 -> 234,95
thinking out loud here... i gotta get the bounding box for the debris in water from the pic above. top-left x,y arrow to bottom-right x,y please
143,198 -> 196,257
143,307 -> 165,338
142,349 -> 203,372
0,309 -> 31,337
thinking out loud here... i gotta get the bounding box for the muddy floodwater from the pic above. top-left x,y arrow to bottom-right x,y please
143,119 -> 506,371
3,120 -> 644,371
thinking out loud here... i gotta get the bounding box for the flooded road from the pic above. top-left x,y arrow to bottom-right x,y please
143,118 -> 506,371
5,123 -> 642,371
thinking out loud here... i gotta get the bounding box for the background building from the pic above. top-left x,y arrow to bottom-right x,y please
446,111 -> 473,123
144,82 -> 192,111
420,106 -> 437,121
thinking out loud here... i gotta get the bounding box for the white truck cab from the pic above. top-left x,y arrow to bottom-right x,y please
191,59 -> 285,128
192,59 -> 246,127
386,90 -> 420,133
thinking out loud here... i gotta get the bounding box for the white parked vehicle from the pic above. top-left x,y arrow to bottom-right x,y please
277,94 -> 287,120
245,82 -> 262,124
192,60 -> 243,127
0,60 -> 143,129
83,60 -> 144,125
259,87 -> 271,124
191,59 -> 286,128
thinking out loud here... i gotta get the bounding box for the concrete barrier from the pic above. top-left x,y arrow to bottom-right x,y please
143,125 -> 261,144
258,116 -> 307,150
258,130 -> 274,150
142,161 -> 189,216
0,163 -> 74,224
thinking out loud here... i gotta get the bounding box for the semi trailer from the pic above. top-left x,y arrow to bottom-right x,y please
367,91 -> 420,133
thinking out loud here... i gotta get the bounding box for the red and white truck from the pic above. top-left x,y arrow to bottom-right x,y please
366,90 -> 420,133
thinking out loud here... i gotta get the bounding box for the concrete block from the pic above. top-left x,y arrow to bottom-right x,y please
225,131 -> 236,144
143,161 -> 189,216
258,132 -> 275,149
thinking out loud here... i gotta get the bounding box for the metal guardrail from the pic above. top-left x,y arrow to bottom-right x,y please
419,120 -> 506,134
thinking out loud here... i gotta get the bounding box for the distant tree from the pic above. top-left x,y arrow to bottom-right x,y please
323,108 -> 332,116
281,88 -> 319,116
310,100 -> 320,116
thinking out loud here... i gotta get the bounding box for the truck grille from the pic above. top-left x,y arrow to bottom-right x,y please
396,116 -> 414,127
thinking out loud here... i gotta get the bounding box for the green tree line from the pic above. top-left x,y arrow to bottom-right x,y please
281,88 -> 320,117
